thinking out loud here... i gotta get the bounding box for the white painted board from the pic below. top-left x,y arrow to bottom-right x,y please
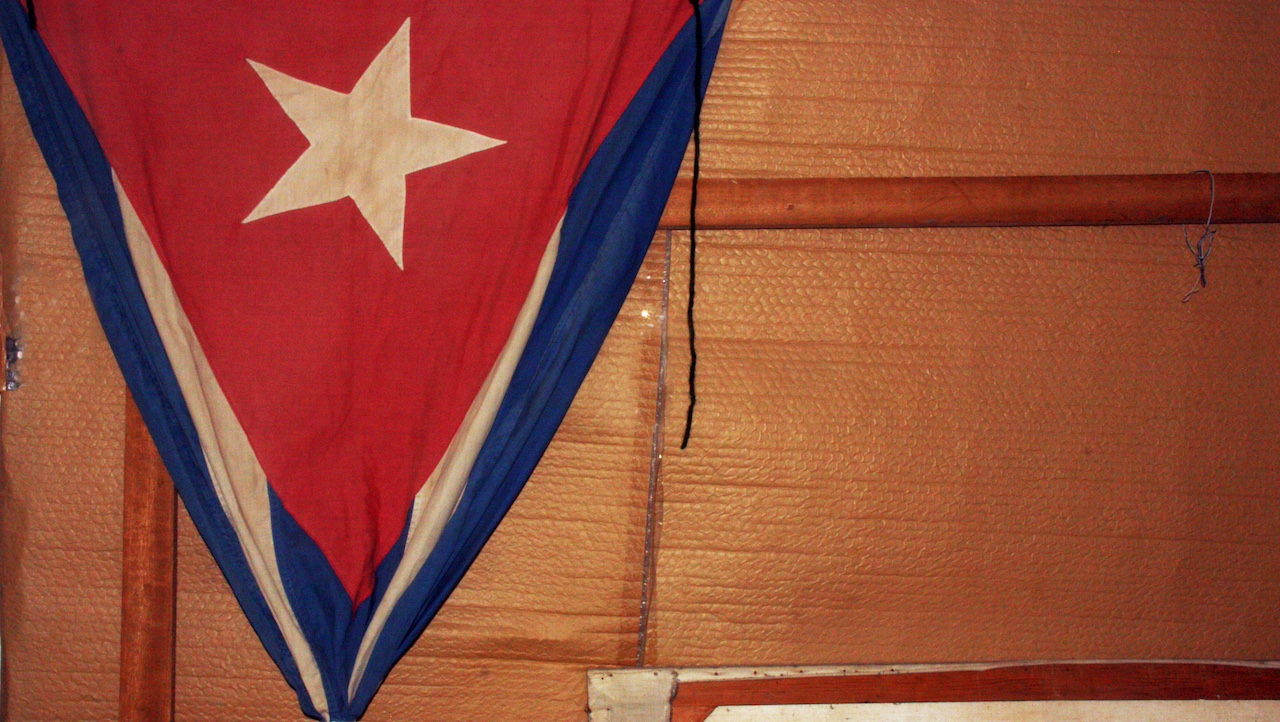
705,700 -> 1280,722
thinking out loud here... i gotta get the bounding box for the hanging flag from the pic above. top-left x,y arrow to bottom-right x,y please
0,1 -> 730,719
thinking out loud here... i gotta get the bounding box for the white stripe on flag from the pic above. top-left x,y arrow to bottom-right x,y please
115,175 -> 331,720
347,218 -> 562,700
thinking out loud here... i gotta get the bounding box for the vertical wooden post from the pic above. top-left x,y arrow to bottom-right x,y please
120,392 -> 177,722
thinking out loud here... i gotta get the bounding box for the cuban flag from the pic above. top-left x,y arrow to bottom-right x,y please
0,1 -> 729,718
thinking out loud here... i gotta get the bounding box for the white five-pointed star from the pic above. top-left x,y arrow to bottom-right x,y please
244,19 -> 504,268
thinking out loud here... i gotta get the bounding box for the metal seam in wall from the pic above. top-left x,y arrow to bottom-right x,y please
637,230 -> 674,666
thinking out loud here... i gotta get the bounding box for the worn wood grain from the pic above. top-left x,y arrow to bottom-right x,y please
120,393 -> 176,722
659,174 -> 1280,230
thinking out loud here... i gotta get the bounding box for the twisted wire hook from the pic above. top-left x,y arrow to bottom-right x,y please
1181,170 -> 1217,303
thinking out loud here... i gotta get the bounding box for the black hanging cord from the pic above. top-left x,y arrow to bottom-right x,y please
680,0 -> 704,450
25,0 -> 35,30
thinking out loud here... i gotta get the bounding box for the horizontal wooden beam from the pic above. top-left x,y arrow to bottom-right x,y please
658,173 -> 1280,230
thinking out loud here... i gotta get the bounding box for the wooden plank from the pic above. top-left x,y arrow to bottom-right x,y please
670,663 -> 1280,722
658,173 -> 1280,230
703,699 -> 1280,722
120,392 -> 176,722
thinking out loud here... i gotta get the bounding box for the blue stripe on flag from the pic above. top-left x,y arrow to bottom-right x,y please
270,488 -> 411,714
347,0 -> 732,716
0,3 -> 319,717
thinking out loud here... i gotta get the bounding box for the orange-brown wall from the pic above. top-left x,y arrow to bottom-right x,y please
3,1 -> 1280,720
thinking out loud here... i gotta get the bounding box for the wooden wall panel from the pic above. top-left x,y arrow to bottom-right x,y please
0,51 -> 124,721
646,0 -> 1280,670
700,0 -> 1279,178
652,222 -> 1280,665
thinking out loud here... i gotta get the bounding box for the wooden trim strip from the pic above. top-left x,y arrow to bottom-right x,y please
671,663 -> 1280,722
658,173 -> 1280,230
120,392 -> 177,722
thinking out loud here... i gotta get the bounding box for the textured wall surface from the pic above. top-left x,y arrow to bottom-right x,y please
0,50 -> 125,721
3,0 -> 1280,720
